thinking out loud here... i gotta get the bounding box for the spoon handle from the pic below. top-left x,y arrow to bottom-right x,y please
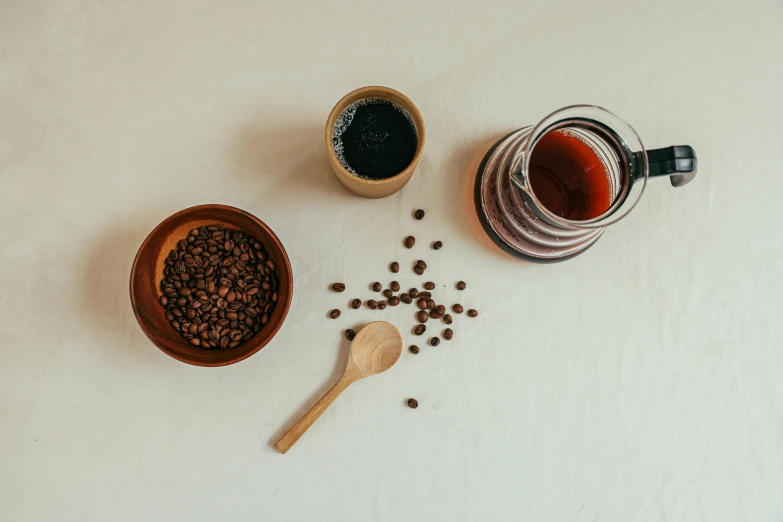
274,375 -> 354,454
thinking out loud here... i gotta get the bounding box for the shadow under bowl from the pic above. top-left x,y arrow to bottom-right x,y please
129,204 -> 293,367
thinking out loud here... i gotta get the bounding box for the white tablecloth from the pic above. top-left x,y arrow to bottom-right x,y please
2,1 -> 781,520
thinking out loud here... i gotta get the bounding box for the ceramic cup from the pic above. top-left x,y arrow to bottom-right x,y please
325,86 -> 426,199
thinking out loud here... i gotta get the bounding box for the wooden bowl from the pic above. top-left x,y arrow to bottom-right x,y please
129,205 -> 293,366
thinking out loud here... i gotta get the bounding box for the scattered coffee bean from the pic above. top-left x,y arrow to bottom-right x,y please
443,328 -> 453,340
390,281 -> 400,292
413,265 -> 424,275
345,329 -> 356,341
417,299 -> 428,310
414,324 -> 426,336
159,226 -> 279,349
429,310 -> 442,319
372,282 -> 382,292
332,282 -> 346,292
468,309 -> 478,317
390,262 -> 399,273
404,236 -> 416,248
367,299 -> 378,310
389,296 -> 400,306
416,260 -> 427,270
329,309 -> 341,319
419,291 -> 431,299
453,304 -> 464,314
426,299 -> 436,310
409,345 -> 420,354
378,300 -> 387,310
456,281 -> 466,290
351,298 -> 362,309
435,304 -> 446,315
407,398 -> 419,409
383,289 -> 394,298
417,310 -> 429,323
400,293 -> 412,304
443,313 -> 453,325
432,241 -> 443,250
414,209 -> 425,220
430,337 -> 440,346
424,281 -> 435,290
409,288 -> 419,298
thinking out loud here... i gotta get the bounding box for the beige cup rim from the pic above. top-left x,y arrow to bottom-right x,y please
325,85 -> 426,186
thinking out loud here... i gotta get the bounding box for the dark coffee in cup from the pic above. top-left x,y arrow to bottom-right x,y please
331,98 -> 418,180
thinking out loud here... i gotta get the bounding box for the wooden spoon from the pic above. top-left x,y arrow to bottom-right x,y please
274,321 -> 403,454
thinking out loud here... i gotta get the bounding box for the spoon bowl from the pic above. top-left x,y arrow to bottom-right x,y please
347,321 -> 403,377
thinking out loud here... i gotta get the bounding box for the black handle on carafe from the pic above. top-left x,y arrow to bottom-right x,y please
634,145 -> 697,187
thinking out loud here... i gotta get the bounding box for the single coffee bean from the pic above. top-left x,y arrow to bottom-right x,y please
443,314 -> 453,325
426,299 -> 436,310
404,236 -> 415,248
159,295 -> 168,306
456,281 -> 466,290
409,345 -> 420,354
417,299 -> 428,310
419,291 -> 432,299
414,209 -> 425,220
413,265 -> 424,275
409,288 -> 419,298
383,289 -> 394,298
416,260 -> 427,270
429,310 -> 442,319
372,282 -> 382,292
389,296 -> 400,306
417,310 -> 429,323
390,262 -> 399,273
430,337 -> 440,346
432,241 -> 443,250
367,299 -> 378,310
424,282 -> 435,290
414,324 -> 426,336
219,336 -> 229,349
407,398 -> 418,409
190,338 -> 201,346
443,328 -> 453,340
378,300 -> 387,310
453,304 -> 464,314
390,281 -> 400,292
468,309 -> 478,317
435,304 -> 446,315
345,329 -> 356,341
329,309 -> 341,319
332,282 -> 346,292
351,298 -> 362,309
400,293 -> 412,304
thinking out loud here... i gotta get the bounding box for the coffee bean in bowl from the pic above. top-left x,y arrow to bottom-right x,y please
130,205 -> 292,367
